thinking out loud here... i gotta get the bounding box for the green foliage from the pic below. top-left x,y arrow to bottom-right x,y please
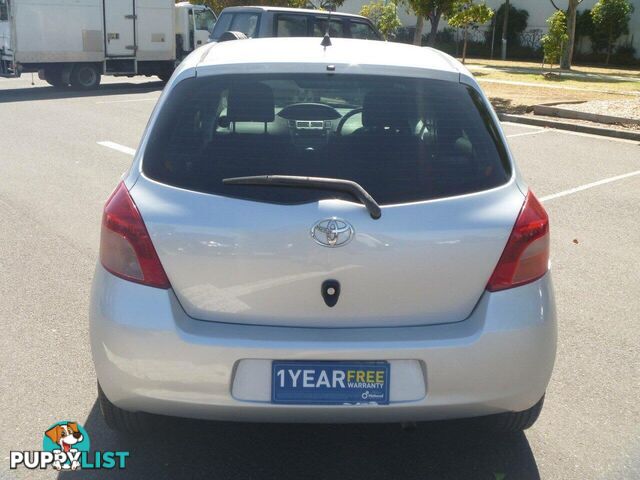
399,0 -> 456,46
541,10 -> 568,65
447,0 -> 494,30
448,0 -> 493,63
402,0 -> 455,20
492,3 -> 529,46
591,0 -> 633,52
360,0 -> 402,39
575,8 -> 594,39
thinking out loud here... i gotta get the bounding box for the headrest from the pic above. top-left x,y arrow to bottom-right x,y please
362,88 -> 414,129
227,82 -> 275,123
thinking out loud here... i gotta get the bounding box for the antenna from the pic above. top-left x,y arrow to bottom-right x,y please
321,3 -> 333,48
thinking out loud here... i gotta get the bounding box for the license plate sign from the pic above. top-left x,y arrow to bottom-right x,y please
272,361 -> 390,405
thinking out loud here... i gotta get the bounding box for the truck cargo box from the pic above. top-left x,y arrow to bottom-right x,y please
0,1 -> 215,86
8,0 -> 175,64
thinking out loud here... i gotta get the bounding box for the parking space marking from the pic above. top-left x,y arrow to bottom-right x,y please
507,130 -> 547,138
96,138 -> 638,204
542,128 -> 640,145
501,122 -> 542,130
96,97 -> 158,104
541,169 -> 640,202
97,141 -> 136,156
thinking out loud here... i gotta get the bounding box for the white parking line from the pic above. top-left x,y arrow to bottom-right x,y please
96,97 -> 158,104
501,121 -> 639,144
540,169 -> 640,202
97,141 -> 136,156
96,139 -> 639,204
541,128 -> 640,145
507,130 -> 547,138
501,121 -> 542,130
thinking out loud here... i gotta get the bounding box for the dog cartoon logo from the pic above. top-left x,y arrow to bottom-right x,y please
10,420 -> 128,470
43,421 -> 90,471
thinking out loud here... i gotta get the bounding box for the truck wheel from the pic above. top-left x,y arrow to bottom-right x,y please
71,64 -> 101,90
43,68 -> 68,88
98,383 -> 154,434
157,70 -> 174,83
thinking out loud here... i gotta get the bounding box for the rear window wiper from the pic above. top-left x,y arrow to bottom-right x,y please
222,175 -> 382,219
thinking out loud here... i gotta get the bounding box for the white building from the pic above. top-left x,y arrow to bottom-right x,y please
342,0 -> 640,58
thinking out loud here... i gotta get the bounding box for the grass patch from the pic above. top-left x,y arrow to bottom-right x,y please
463,59 -> 640,113
466,59 -> 640,94
472,69 -> 640,92
467,58 -> 640,78
481,82 -> 628,114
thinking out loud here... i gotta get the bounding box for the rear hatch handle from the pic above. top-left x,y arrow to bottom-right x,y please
222,175 -> 382,219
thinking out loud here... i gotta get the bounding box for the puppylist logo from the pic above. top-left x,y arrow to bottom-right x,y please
9,421 -> 129,471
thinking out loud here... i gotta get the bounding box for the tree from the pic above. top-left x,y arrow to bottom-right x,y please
541,10 -> 568,66
360,0 -> 402,40
591,0 -> 633,64
403,0 -> 428,45
426,0 -> 457,46
550,0 -> 584,69
575,8 -> 595,52
501,0 -> 509,59
447,0 -> 494,63
491,3 -> 528,58
402,0 -> 456,46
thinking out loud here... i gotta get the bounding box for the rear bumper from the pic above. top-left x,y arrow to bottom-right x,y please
90,265 -> 556,423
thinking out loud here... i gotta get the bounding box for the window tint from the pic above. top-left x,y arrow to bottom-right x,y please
210,12 -> 232,39
0,0 -> 8,21
211,12 -> 259,39
144,74 -> 511,206
195,9 -> 217,34
350,21 -> 378,40
313,18 -> 345,37
230,12 -> 259,37
275,14 -> 308,37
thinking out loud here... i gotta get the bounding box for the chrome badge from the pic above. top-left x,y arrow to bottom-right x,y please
311,218 -> 354,248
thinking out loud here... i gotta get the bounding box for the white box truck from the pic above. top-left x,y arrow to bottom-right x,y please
0,0 -> 216,88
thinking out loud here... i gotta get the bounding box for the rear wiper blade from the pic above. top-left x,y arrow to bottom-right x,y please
222,175 -> 382,219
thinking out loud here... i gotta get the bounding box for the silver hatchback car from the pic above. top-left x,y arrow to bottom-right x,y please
90,37 -> 556,433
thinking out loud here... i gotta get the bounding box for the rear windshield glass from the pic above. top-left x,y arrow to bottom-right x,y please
143,74 -> 510,205
211,12 -> 260,40
350,21 -> 379,40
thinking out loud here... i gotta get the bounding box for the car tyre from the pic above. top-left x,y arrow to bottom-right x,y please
70,64 -> 101,90
482,395 -> 545,432
98,382 -> 154,434
43,68 -> 68,88
157,69 -> 173,83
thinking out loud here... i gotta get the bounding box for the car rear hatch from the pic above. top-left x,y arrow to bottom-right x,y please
131,71 -> 524,328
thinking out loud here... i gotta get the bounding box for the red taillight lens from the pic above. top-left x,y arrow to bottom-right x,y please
100,182 -> 170,289
487,191 -> 549,292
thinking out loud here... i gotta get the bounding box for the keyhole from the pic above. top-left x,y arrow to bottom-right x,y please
321,280 -> 340,307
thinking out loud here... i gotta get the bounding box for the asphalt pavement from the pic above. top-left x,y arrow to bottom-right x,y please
0,76 -> 638,480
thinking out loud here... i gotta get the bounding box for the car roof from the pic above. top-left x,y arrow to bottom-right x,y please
192,38 -> 469,81
219,6 -> 367,19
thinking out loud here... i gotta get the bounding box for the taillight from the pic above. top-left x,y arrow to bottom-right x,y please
487,191 -> 549,292
100,182 -> 170,289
